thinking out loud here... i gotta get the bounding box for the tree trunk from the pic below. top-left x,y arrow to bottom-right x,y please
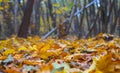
14,0 -> 18,34
18,0 -> 34,38
48,0 -> 57,34
34,0 -> 41,35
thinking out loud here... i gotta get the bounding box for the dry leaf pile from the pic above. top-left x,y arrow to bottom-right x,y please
0,33 -> 120,73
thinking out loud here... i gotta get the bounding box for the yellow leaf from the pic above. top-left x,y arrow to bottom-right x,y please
3,0 -> 11,2
53,3 -> 60,7
0,55 -> 7,60
61,7 -> 69,11
37,42 -> 45,49
5,68 -> 21,73
29,45 -> 38,51
86,53 -> 115,73
0,6 -> 3,10
56,9 -> 62,14
23,60 -> 42,65
3,49 -> 16,56
39,44 -> 52,59
95,53 -> 113,72
18,46 -> 27,51
0,40 -> 7,50
40,44 -> 50,52
5,5 -> 9,9
13,54 -> 24,60
37,64 -> 53,73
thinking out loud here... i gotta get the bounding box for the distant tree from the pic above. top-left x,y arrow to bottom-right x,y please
14,0 -> 18,34
18,0 -> 34,38
34,0 -> 41,35
48,0 -> 57,34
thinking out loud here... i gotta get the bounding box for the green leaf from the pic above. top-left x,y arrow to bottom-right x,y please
51,67 -> 64,73
69,2 -> 74,8
3,54 -> 13,63
51,62 -> 70,73
53,62 -> 70,69
23,65 -> 37,71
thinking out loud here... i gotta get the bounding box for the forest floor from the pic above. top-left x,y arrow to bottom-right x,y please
0,33 -> 120,73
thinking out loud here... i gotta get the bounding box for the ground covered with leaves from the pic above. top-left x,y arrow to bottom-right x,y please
0,34 -> 120,73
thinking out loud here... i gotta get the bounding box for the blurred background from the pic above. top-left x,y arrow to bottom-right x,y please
0,0 -> 120,39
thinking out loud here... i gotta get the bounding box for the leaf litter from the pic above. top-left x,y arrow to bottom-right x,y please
0,34 -> 120,73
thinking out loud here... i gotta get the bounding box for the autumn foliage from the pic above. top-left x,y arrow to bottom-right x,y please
0,33 -> 120,73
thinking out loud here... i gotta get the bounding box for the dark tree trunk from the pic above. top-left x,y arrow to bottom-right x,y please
18,0 -> 34,38
34,0 -> 41,35
48,0 -> 57,34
